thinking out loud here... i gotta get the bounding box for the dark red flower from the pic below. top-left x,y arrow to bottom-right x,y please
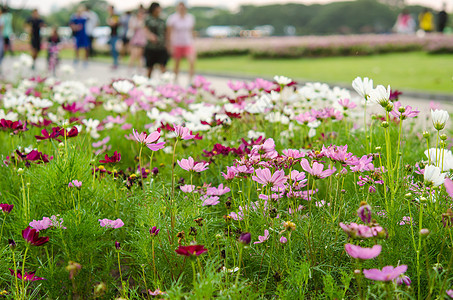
9,269 -> 46,281
175,245 -> 208,257
0,119 -> 27,132
99,151 -> 121,164
22,226 -> 49,246
25,150 -> 53,164
0,203 -> 14,214
60,126 -> 79,138
389,89 -> 403,101
35,127 -> 62,142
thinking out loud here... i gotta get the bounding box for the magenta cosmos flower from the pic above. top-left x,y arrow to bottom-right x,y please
252,168 -> 287,187
99,218 -> 124,229
0,203 -> 14,214
9,269 -> 46,281
22,226 -> 49,246
172,124 -> 195,140
300,159 -> 336,179
177,157 -> 209,172
344,243 -> 381,260
175,245 -> 208,257
99,151 -> 121,164
363,265 -> 408,281
132,129 -> 165,151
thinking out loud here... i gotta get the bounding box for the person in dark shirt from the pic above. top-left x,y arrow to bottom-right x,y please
144,2 -> 168,78
107,5 -> 120,69
26,9 -> 45,70
69,5 -> 89,67
438,3 -> 448,33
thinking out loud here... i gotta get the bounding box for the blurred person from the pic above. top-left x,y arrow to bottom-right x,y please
47,26 -> 60,76
1,6 -> 13,56
26,9 -> 45,70
438,3 -> 448,33
144,2 -> 168,78
128,6 -> 147,73
84,4 -> 99,56
167,0 -> 196,83
120,11 -> 132,58
419,8 -> 434,32
107,5 -> 120,69
69,5 -> 89,67
393,9 -> 415,34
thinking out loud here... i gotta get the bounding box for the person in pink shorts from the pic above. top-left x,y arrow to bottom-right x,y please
167,0 -> 196,83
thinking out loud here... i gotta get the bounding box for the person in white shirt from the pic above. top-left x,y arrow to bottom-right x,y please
166,0 -> 196,82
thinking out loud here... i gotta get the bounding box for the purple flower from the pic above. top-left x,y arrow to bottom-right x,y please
68,180 -> 82,188
280,236 -> 288,244
395,275 -> 411,286
363,265 -> 408,281
29,216 -> 66,231
344,243 -> 381,260
357,203 -> 372,224
447,290 -> 453,298
150,226 -> 160,237
9,269 -> 46,281
115,241 -> 121,250
22,226 -> 49,246
99,218 -> 124,229
254,230 -> 270,244
238,232 -> 251,245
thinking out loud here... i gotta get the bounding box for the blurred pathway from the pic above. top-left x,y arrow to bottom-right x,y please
1,56 -> 452,123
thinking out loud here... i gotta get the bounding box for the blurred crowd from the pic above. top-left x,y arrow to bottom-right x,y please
394,4 -> 449,35
3,0 -> 196,82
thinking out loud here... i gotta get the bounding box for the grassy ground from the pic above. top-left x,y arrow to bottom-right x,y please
30,49 -> 453,94
193,52 -> 453,94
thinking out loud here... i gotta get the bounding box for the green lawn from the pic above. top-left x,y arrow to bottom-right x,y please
193,52 -> 453,94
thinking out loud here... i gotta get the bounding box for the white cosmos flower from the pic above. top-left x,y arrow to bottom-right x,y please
82,118 -> 101,139
368,85 -> 391,108
431,109 -> 449,131
112,80 -> 134,94
424,165 -> 446,187
424,148 -> 453,171
352,77 -> 373,100
274,75 -> 292,86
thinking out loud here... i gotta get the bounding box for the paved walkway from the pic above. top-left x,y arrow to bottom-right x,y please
2,56 -> 452,122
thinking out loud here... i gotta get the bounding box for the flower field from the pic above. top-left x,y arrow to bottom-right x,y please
0,59 -> 453,299
196,34 -> 453,58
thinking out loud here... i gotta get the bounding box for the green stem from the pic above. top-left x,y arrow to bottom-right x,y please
170,140 -> 179,229
21,246 -> 29,297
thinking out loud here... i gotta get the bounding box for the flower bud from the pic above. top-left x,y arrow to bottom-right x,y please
8,239 -> 16,250
115,241 -> 121,250
398,106 -> 406,113
238,232 -> 251,245
283,221 -> 296,231
386,103 -> 394,112
279,236 -> 287,244
422,131 -> 430,138
17,168 -> 24,175
419,228 -> 430,237
440,134 -> 448,141
381,121 -> 389,128
149,226 -> 160,237
375,146 -> 381,152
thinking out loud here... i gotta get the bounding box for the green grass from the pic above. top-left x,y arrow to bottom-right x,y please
193,52 -> 453,94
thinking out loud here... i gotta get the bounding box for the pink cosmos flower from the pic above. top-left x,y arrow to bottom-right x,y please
180,184 -> 196,193
282,149 -> 306,159
344,243 -> 381,260
447,290 -> 453,298
390,101 -> 420,120
445,177 -> 453,198
349,155 -> 374,172
172,124 -> 195,140
399,216 -> 412,225
338,98 -> 357,110
252,168 -> 287,187
300,159 -> 336,179
177,157 -> 209,172
206,184 -> 230,196
363,265 -> 408,281
92,136 -> 110,148
221,169 -> 236,180
132,129 -> 165,151
395,275 -> 411,286
254,229 -> 270,244
227,80 -> 244,92
201,195 -> 220,206
148,289 -> 166,296
229,211 -> 243,221
251,138 -> 278,159
68,180 -> 82,188
339,222 -> 385,239
280,236 -> 287,244
99,218 -> 124,229
29,215 -> 66,231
